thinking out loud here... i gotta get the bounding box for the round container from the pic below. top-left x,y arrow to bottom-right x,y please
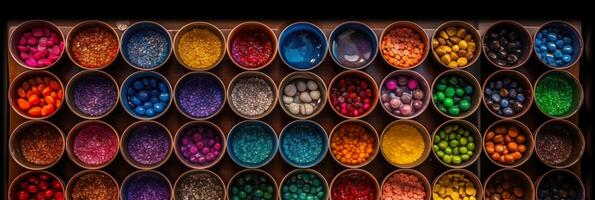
378,70 -> 430,119
174,71 -> 226,120
481,20 -> 532,69
65,70 -> 119,119
432,169 -> 483,200
330,169 -> 380,200
431,21 -> 481,69
227,120 -> 278,168
120,21 -> 172,70
9,70 -> 65,120
66,20 -> 120,70
535,169 -> 585,200
227,71 -> 278,119
533,21 -> 583,69
120,120 -> 173,169
379,21 -> 430,69
482,119 -> 534,168
484,168 -> 535,200
328,70 -> 379,119
173,22 -> 226,71
279,169 -> 330,200
329,119 -> 379,168
278,22 -> 328,71
227,169 -> 278,200
278,72 -> 327,119
227,21 -> 277,70
279,120 -> 328,168
66,170 -> 119,200
120,71 -> 173,120
431,69 -> 482,119
380,120 -> 431,168
174,169 -> 226,200
120,170 -> 172,200
66,120 -> 119,169
8,170 -> 65,200
380,169 -> 431,200
482,70 -> 534,119
329,21 -> 379,70
9,20 -> 65,70
9,120 -> 65,170
431,119 -> 481,168
534,70 -> 583,119
534,119 -> 585,168
174,121 -> 226,169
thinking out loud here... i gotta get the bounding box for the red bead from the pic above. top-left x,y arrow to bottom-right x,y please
17,191 -> 29,200
54,192 -> 64,200
38,181 -> 49,190
27,185 -> 38,193
43,189 -> 54,198
38,174 -> 49,180
50,180 -> 62,190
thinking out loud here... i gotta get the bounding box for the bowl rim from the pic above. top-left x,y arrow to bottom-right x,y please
532,20 -> 584,70
8,70 -> 65,120
533,69 -> 584,119
328,119 -> 379,168
278,71 -> 328,119
226,120 -> 278,168
278,168 -> 330,200
327,70 -> 379,119
378,69 -> 431,119
9,120 -> 65,170
380,119 -> 431,168
65,70 -> 120,119
379,21 -> 430,70
430,20 -> 481,69
226,21 -> 278,71
481,69 -> 534,119
277,21 -> 329,71
120,169 -> 173,200
8,170 -> 66,200
430,119 -> 482,169
481,20 -> 533,69
481,119 -> 535,168
227,168 -> 278,200
65,120 -> 120,169
534,119 -> 585,168
120,71 -> 173,120
483,168 -> 535,200
173,71 -> 226,120
66,20 -> 120,70
380,169 -> 431,200
65,169 -> 120,200
120,120 -> 174,170
226,71 -> 279,119
330,168 -> 381,200
8,20 -> 66,70
173,169 -> 227,200
173,120 -> 227,169
430,69 -> 482,119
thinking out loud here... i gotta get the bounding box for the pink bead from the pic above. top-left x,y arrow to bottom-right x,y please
27,37 -> 37,46
181,138 -> 189,146
407,79 -> 418,90
390,98 -> 402,109
201,147 -> 210,154
386,79 -> 397,90
25,57 -> 38,67
189,146 -> 198,154
32,28 -> 44,37
195,142 -> 204,149
214,143 -> 221,150
400,104 -> 413,116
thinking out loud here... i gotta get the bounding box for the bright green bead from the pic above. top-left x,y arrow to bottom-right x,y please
437,151 -> 445,158
461,154 -> 470,161
459,99 -> 471,111
443,98 -> 454,107
439,141 -> 448,149
443,155 -> 452,163
434,135 -> 441,143
437,84 -> 447,91
433,145 -> 440,152
448,106 -> 461,116
449,140 -> 459,148
436,92 -> 446,101
445,87 -> 455,97
467,143 -> 475,151
453,147 -> 459,155
455,88 -> 465,96
460,137 -> 468,145
445,147 -> 452,155
452,156 -> 462,164
459,146 -> 468,154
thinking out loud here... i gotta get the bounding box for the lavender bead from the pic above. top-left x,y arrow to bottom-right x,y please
176,74 -> 224,118
126,124 -> 171,166
124,171 -> 171,200
72,75 -> 117,117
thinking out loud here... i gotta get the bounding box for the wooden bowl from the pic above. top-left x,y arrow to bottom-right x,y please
432,169 -> 483,200
8,70 -> 65,120
378,70 -> 430,119
380,169 -> 431,200
482,119 -> 535,168
173,71 -> 226,120
431,69 -> 482,119
535,169 -> 585,200
431,119 -> 482,168
227,21 -> 277,70
66,20 -> 120,70
9,20 -> 65,70
278,71 -> 327,119
534,70 -> 583,119
484,168 -> 535,200
379,21 -> 430,70
120,120 -> 173,170
173,22 -> 226,71
120,71 -> 173,120
329,119 -> 379,168
481,20 -> 532,69
328,21 -> 379,70
279,169 -> 330,200
65,120 -> 119,169
380,119 -> 431,168
174,169 -> 226,200
327,70 -> 379,119
228,169 -> 278,200
65,70 -> 119,119
174,121 -> 226,169
482,69 -> 534,119
120,170 -> 172,200
227,120 -> 278,168
120,21 -> 172,70
278,21 -> 328,71
279,120 -> 328,168
65,170 -> 119,200
533,20 -> 583,70
330,169 -> 380,200
8,171 -> 65,200
9,120 -> 65,170
227,71 -> 278,119
534,119 -> 585,168
431,21 -> 481,69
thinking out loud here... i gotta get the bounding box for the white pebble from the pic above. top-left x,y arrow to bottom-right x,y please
304,104 -> 314,115
293,96 -> 301,104
299,104 -> 306,115
307,80 -> 318,90
284,84 -> 297,96
283,95 -> 293,104
296,81 -> 307,92
299,92 -> 312,103
309,90 -> 321,100
288,103 -> 300,114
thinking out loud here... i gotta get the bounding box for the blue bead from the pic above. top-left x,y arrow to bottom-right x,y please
484,88 -> 493,96
142,78 -> 150,85
491,93 -> 501,102
536,32 -> 543,39
150,89 -> 160,96
500,99 -> 509,108
562,45 -> 573,54
149,78 -> 158,88
127,87 -> 136,96
128,101 -> 135,108
495,81 -> 503,89
503,107 -> 514,116
133,81 -> 144,90
159,92 -> 169,102
137,90 -> 149,101
547,33 -> 557,42
561,54 -> 572,63
555,59 -> 563,66
143,101 -> 153,108
159,83 -> 168,92
134,106 -> 146,115
516,94 -> 525,102
562,37 -> 572,45
150,97 -> 159,103
554,50 -> 563,58
539,45 -> 548,52
509,89 -> 517,98
546,42 -> 557,51
510,81 -> 518,88
153,103 -> 165,112
555,40 -> 564,48
541,29 -> 549,34
535,39 -> 542,46
545,54 -> 555,64
131,96 -> 142,106
145,108 -> 156,117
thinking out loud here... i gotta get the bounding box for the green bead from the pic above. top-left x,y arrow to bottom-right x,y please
232,196 -> 240,200
464,85 -> 473,94
232,186 -> 240,194
438,104 -> 447,113
239,191 -> 247,198
439,141 -> 448,149
448,106 -> 461,116
467,150 -> 473,156
437,151 -> 445,158
436,91 -> 446,101
460,137 -> 468,145
255,189 -> 264,197
437,83 -> 447,91
444,147 -> 452,155
283,192 -> 292,199
467,136 -> 474,143
266,186 -> 274,193
445,87 -> 455,97
439,131 -> 446,139
463,130 -> 470,137
440,78 -> 448,84
434,135 -> 441,143
452,156 -> 462,164
444,125 -> 453,133
455,88 -> 465,96
312,179 -> 320,186
461,154 -> 470,161
443,155 -> 452,163
264,192 -> 273,199
289,184 -> 298,192
467,143 -> 475,151
455,134 -> 461,140
453,147 -> 459,155
459,146 -> 468,154
448,133 -> 456,140
443,98 -> 454,107
449,140 -> 459,147
459,99 -> 471,111
244,185 -> 253,193
433,145 -> 440,152
303,185 -> 311,193
448,76 -> 459,85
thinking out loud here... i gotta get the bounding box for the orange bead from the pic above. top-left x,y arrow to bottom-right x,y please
17,98 -> 30,110
28,107 -> 42,117
28,94 -> 40,105
17,88 -> 26,98
49,80 -> 61,90
41,104 -> 55,116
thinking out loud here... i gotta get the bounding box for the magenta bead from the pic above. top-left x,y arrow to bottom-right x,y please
386,79 -> 397,90
407,79 -> 418,90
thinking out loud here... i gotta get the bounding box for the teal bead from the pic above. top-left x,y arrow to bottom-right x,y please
255,189 -> 264,197
239,191 -> 247,198
232,186 -> 239,194
244,185 -> 253,193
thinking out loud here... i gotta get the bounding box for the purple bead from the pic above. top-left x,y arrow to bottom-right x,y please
72,75 -> 117,117
126,124 -> 170,166
176,74 -> 224,118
